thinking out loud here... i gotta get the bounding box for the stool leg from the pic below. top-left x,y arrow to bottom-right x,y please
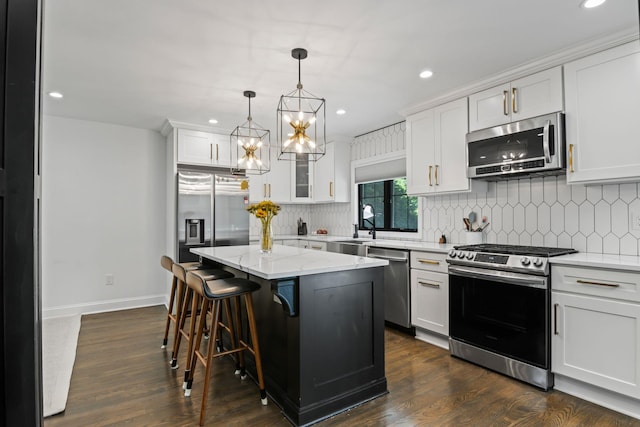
221,298 -> 240,373
182,290 -> 201,388
171,284 -> 190,369
245,293 -> 267,405
233,295 -> 247,378
198,300 -> 221,426
161,276 -> 178,348
184,297 -> 211,397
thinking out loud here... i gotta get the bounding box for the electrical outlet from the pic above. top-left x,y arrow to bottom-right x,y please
631,211 -> 640,231
105,274 -> 114,285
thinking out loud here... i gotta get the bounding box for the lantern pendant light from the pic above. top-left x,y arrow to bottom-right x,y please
277,48 -> 326,161
230,90 -> 270,175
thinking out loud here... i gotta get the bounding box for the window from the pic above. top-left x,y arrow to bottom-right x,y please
358,177 -> 418,232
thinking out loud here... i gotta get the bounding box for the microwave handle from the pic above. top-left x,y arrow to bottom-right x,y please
542,120 -> 551,163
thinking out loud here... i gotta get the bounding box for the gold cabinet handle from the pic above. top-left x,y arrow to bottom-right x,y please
418,280 -> 440,289
512,87 -> 518,113
428,165 -> 433,186
268,183 -> 272,198
577,279 -> 620,288
569,144 -> 574,173
210,144 -> 213,160
311,245 -> 322,250
503,90 -> 509,115
435,165 -> 439,186
329,181 -> 334,197
263,183 -> 267,198
418,259 -> 440,265
216,144 -> 219,161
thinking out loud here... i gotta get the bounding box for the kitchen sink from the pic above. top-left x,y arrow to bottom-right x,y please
326,240 -> 368,256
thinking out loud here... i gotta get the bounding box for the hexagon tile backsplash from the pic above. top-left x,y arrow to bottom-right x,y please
425,176 -> 640,256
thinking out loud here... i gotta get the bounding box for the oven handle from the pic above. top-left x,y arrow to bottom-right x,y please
448,265 -> 548,289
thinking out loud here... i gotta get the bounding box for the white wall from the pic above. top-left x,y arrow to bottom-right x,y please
41,116 -> 167,318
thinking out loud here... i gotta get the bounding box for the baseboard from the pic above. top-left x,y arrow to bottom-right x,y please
43,295 -> 167,319
414,328 -> 449,350
554,374 -> 640,420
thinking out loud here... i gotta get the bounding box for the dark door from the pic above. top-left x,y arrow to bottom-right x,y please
0,0 -> 41,426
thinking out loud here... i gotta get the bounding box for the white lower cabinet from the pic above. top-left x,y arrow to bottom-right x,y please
410,251 -> 448,337
551,265 -> 640,400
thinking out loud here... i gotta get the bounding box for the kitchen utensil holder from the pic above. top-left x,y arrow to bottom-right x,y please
464,231 -> 484,245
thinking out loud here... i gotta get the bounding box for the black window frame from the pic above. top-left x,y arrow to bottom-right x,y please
358,177 -> 418,233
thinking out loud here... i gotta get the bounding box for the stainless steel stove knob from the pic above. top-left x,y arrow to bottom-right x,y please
449,250 -> 457,257
465,252 -> 474,260
520,257 -> 531,266
455,251 -> 464,258
533,257 -> 543,267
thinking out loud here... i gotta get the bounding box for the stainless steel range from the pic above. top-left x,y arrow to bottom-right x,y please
446,244 -> 577,390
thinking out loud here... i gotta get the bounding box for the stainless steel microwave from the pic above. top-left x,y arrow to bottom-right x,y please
466,112 -> 566,180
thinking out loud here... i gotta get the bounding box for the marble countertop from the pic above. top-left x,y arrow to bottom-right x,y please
248,234 -> 640,271
191,244 -> 388,280
550,252 -> 640,272
263,234 -> 455,253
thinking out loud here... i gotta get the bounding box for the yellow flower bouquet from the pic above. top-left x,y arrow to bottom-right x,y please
247,200 -> 281,253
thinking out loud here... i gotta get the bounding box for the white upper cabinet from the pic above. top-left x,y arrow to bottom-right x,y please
177,129 -> 231,167
468,66 -> 563,131
406,98 -> 486,196
564,42 -> 640,185
313,140 -> 351,203
249,147 -> 290,203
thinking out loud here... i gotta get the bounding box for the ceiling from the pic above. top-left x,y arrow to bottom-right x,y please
42,0 -> 639,138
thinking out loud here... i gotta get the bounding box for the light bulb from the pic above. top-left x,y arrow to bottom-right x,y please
298,111 -> 304,121
238,139 -> 244,146
296,144 -> 303,153
257,141 -> 263,147
283,114 -> 292,123
238,157 -> 245,164
308,140 -> 316,148
256,159 -> 263,166
309,115 -> 316,124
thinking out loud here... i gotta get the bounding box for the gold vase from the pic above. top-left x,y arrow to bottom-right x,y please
260,218 -> 273,254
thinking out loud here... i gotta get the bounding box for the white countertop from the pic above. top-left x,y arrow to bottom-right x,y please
267,234 -> 455,254
550,252 -> 640,272
191,244 -> 388,280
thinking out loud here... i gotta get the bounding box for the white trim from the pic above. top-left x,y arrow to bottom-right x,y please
42,295 -> 167,319
399,28 -> 639,117
350,150 -> 424,240
161,119 -> 231,136
415,328 -> 449,350
554,374 -> 640,420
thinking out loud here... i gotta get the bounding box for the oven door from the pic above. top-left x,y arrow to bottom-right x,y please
449,265 -> 550,369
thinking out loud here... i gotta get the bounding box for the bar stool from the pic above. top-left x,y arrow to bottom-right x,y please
160,255 -> 205,350
170,265 -> 234,370
184,272 -> 267,426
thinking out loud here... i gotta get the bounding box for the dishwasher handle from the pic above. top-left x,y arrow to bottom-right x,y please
367,253 -> 409,263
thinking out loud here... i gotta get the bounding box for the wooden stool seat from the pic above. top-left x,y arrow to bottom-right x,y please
184,273 -> 267,426
170,267 -> 234,370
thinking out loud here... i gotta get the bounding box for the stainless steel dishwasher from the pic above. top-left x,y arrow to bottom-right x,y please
367,247 -> 411,329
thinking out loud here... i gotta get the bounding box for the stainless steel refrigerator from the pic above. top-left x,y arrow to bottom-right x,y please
177,169 -> 250,262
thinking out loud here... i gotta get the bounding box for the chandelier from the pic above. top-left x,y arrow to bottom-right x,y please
230,90 -> 270,174
277,48 -> 326,161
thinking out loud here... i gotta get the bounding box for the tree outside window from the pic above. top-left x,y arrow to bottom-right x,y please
358,177 -> 418,232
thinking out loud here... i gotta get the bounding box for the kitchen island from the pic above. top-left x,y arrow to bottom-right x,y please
191,245 -> 389,426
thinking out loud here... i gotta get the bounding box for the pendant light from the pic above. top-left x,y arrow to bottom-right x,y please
230,90 -> 270,175
277,48 -> 326,161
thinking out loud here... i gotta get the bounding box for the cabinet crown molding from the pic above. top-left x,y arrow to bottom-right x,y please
161,119 -> 230,136
399,28 -> 639,117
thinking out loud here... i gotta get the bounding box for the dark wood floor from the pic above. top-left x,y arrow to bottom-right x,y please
44,305 -> 640,426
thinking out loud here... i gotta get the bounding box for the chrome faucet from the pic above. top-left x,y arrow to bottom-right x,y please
363,204 -> 376,239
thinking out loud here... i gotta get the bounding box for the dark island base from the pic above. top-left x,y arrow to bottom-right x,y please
237,266 -> 388,426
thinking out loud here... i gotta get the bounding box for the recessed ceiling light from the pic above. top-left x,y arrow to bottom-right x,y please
419,70 -> 434,79
336,109 -> 346,115
580,0 -> 606,8
48,91 -> 63,99
208,119 -> 218,124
